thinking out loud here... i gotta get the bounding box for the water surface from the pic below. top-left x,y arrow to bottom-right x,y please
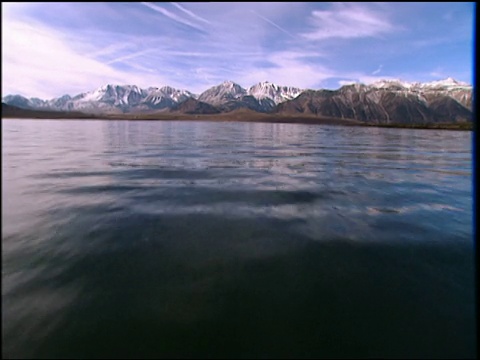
2,119 -> 475,358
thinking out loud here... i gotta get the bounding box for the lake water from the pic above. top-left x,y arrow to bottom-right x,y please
2,119 -> 476,358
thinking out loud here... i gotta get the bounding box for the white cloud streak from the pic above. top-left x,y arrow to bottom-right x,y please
106,49 -> 154,65
1,18 -> 172,98
302,3 -> 393,40
372,64 -> 383,75
140,2 -> 204,31
2,3 -> 473,99
88,43 -> 134,59
171,2 -> 211,24
250,11 -> 295,38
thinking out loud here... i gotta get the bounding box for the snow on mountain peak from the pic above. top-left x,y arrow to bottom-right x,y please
214,81 -> 245,93
3,77 -> 472,114
420,77 -> 470,89
369,79 -> 414,89
247,81 -> 303,104
195,81 -> 247,105
258,80 -> 273,86
222,80 -> 240,88
369,77 -> 471,91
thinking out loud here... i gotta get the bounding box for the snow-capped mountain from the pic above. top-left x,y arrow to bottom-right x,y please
2,77 -> 472,119
2,84 -> 197,114
416,77 -> 471,90
247,81 -> 303,104
76,84 -> 146,105
48,94 -> 72,109
413,78 -> 472,109
369,77 -> 470,92
367,77 -> 472,109
141,86 -> 195,110
65,84 -> 147,113
146,86 -> 195,103
195,80 -> 302,112
369,79 -> 416,90
197,81 -> 247,105
276,77 -> 472,124
2,94 -> 41,109
196,81 -> 270,112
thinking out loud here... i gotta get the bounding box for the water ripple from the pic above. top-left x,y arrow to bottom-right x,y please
1,119 -> 474,359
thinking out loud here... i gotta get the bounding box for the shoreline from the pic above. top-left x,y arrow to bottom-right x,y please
1,111 -> 473,131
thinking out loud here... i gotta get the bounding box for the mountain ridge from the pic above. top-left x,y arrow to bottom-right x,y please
2,78 -> 472,124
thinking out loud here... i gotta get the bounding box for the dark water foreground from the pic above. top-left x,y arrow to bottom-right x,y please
2,119 -> 475,358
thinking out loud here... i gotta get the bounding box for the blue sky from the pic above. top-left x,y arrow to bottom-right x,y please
1,2 -> 475,99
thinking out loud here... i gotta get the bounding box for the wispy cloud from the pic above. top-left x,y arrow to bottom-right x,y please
1,18 -> 173,98
236,50 -> 335,89
2,2 -> 474,98
302,3 -> 393,40
171,2 -> 211,24
122,61 -> 157,74
88,42 -> 134,59
250,10 -> 295,38
140,2 -> 204,31
106,49 -> 154,65
372,64 -> 383,75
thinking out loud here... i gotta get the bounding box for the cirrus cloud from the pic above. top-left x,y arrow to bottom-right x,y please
302,3 -> 394,40
1,2 -> 473,99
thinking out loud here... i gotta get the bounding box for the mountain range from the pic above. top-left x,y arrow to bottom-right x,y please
2,78 -> 472,124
